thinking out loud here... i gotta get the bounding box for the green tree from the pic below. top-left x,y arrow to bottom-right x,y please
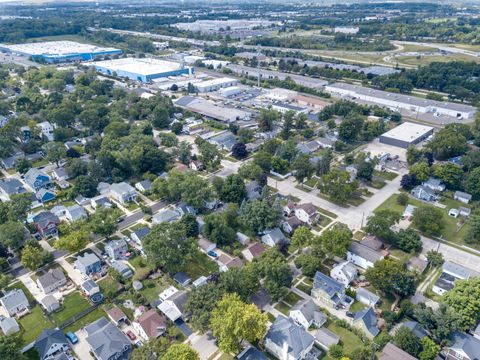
162,344 -> 199,360
394,326 -> 420,357
0,333 -> 26,360
443,277 -> 480,329
73,175 -> 97,198
258,108 -> 279,132
21,242 -> 52,271
15,158 -> 31,174
396,228 -> 422,253
465,167 -> 480,199
412,207 -> 445,236
291,226 -> 314,250
328,344 -> 344,360
89,207 -> 121,239
292,154 -> 314,187
426,250 -> 444,268
210,293 -> 268,354
465,212 -> 480,244
365,210 -> 401,243
143,222 -> 194,274
174,141 -> 192,165
253,249 -> 293,301
130,337 -> 169,360
427,128 -> 467,160
406,145 -> 422,165
365,259 -> 416,296
239,200 -> 281,234
318,169 -> 358,203
42,141 -> 66,166
0,221 -> 25,251
55,230 -> 90,253
432,162 -> 463,190
219,174 -> 247,204
0,274 -> 11,290
179,214 -> 199,238
409,161 -> 431,182
185,283 -> 224,332
315,224 -> 352,259
419,337 -> 440,360
253,151 -> 272,172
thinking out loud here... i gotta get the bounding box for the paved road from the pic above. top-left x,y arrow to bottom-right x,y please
420,236 -> 480,273
268,169 -> 406,231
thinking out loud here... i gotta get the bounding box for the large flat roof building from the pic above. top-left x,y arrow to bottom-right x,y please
174,96 -> 251,123
0,41 -> 122,63
92,57 -> 194,82
379,122 -> 434,148
194,77 -> 238,93
326,82 -> 476,120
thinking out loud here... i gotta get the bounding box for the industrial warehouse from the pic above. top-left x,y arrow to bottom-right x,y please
379,122 -> 434,148
174,96 -> 252,123
0,41 -> 122,63
325,82 -> 477,120
92,57 -> 194,82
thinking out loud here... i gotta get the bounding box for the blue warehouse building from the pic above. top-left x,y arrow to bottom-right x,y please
92,57 -> 194,82
0,41 -> 122,64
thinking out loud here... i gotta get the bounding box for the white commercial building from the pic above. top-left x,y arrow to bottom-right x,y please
379,122 -> 434,148
334,26 -> 360,34
194,77 -> 238,93
325,82 -> 477,120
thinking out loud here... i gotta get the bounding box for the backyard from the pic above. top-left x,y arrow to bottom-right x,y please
52,292 -> 91,325
19,306 -> 54,345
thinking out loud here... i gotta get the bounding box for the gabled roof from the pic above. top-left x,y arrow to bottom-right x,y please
289,298 -> 317,323
38,268 -> 66,289
296,203 -> 317,216
379,342 -> 416,360
24,168 -> 49,187
246,242 -> 266,259
356,288 -> 380,305
262,228 -> 286,244
75,252 -> 100,268
266,316 -> 315,359
106,306 -> 127,323
314,327 -> 340,348
136,309 -> 166,339
132,227 -> 150,240
360,235 -> 383,251
0,178 -> 27,195
35,328 -> 67,359
84,317 -> 131,360
237,346 -> 267,360
313,271 -> 345,298
349,242 -> 383,263
443,261 -> 476,279
1,289 -> 28,311
402,321 -> 428,339
354,307 -> 379,337
449,332 -> 480,360
33,211 -> 60,228
454,190 -> 472,201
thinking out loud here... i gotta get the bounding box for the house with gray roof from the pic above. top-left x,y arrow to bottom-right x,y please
37,268 -> 67,294
402,321 -> 428,339
0,289 -> 29,317
131,227 -> 150,245
261,228 -> 287,247
454,191 -> 472,204
40,295 -> 60,313
74,253 -> 102,276
65,204 -> 87,222
35,328 -> 69,360
237,346 -> 268,360
158,290 -> 189,322
353,307 -> 380,339
24,168 -> 52,191
411,185 -> 437,202
135,180 -> 152,193
264,316 -> 315,360
152,208 -> 181,224
314,327 -> 340,350
105,239 -> 128,260
289,298 -> 326,329
311,271 -> 346,308
208,131 -> 237,151
33,211 -> 60,238
0,178 -> 27,201
99,182 -> 137,204
443,261 -> 476,280
423,177 -> 446,192
0,316 -> 19,335
347,242 -> 384,269
84,317 -> 131,360
330,261 -> 357,286
110,261 -> 133,279
446,332 -> 480,360
356,288 -> 380,307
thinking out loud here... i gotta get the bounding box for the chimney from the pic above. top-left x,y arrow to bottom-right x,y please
282,341 -> 289,360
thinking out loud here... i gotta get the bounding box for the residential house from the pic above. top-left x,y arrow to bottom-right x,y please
189,160 -> 205,171
105,239 -> 129,260
402,321 -> 428,339
432,272 -> 457,295
37,121 -> 55,142
81,280 -> 100,297
131,227 -> 150,245
294,203 -> 320,226
0,289 -> 29,317
379,343 -> 416,360
445,332 -> 480,360
237,347 -> 268,360
35,328 -> 69,360
135,180 -> 152,193
411,185 -> 437,202
1,151 -> 24,170
90,196 -> 113,210
407,257 -> 429,274
353,307 -> 380,339
110,261 -> 133,279
158,289 -> 188,322
0,316 -> 19,335
242,242 -> 266,262
261,228 -> 288,247
176,202 -> 197,216
282,216 -> 302,235
246,180 -> 262,200
283,202 -> 296,216
311,271 -> 346,309
316,137 -> 334,149
40,295 -> 60,313
217,254 -> 243,272
330,261 -> 358,287
51,167 -> 69,182
402,204 -> 417,220
193,276 -> 208,288
0,178 -> 27,202
74,253 -> 102,276
173,272 -> 192,287
423,177 -> 446,192
454,191 -> 472,204
264,316 -> 315,360
208,131 -> 237,151
347,242 -> 384,269
236,232 -> 250,245
36,188 -> 56,203
460,207 -> 471,217
314,328 -> 340,350
106,306 -> 128,326
152,208 -> 181,224
289,299 -> 326,330
356,288 -> 380,308
37,268 -> 67,294
65,205 -> 87,222
25,168 -> 52,192
84,317 -> 131,360
360,235 -> 383,251
33,211 -> 60,238
133,309 -> 167,341
109,182 -> 137,204
433,261 -> 477,295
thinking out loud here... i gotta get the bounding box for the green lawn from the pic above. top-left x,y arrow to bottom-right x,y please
274,301 -> 291,316
129,255 -> 154,281
283,292 -> 303,306
98,276 -> 121,295
349,301 -> 366,313
181,252 -> 218,278
19,306 -> 54,345
139,278 -> 170,303
304,177 -> 319,188
63,307 -> 106,333
389,248 -> 413,262
52,292 -> 91,325
368,179 -> 386,190
373,170 -> 398,181
326,321 -> 364,356
296,282 -> 312,294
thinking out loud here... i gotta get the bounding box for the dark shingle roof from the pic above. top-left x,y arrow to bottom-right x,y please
266,316 -> 315,359
35,328 -> 67,359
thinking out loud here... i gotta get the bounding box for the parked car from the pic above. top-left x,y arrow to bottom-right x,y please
66,332 -> 78,344
207,250 -> 218,258
346,311 -> 354,318
126,330 -> 136,340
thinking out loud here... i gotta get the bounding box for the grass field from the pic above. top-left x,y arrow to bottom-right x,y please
274,301 -> 291,315
52,292 -> 90,325
373,170 -> 398,181
98,276 -> 121,295
396,53 -> 480,66
139,278 -> 170,303
63,307 -> 106,333
326,321 -> 364,356
20,306 -> 54,344
182,252 -> 218,278
282,291 -> 303,306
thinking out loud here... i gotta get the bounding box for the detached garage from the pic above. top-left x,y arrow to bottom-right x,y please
379,122 -> 434,149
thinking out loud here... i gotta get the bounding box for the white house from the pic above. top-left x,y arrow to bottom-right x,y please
261,228 -> 287,247
330,261 -> 358,287
289,299 -> 326,330
347,242 -> 384,270
294,203 -> 320,225
0,289 -> 29,317
133,309 -> 167,341
37,121 -> 55,142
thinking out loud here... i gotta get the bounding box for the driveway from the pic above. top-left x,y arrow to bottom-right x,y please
174,319 -> 193,337
57,257 -> 85,287
420,236 -> 480,273
189,332 -> 218,360
20,274 -> 44,303
71,329 -> 94,360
